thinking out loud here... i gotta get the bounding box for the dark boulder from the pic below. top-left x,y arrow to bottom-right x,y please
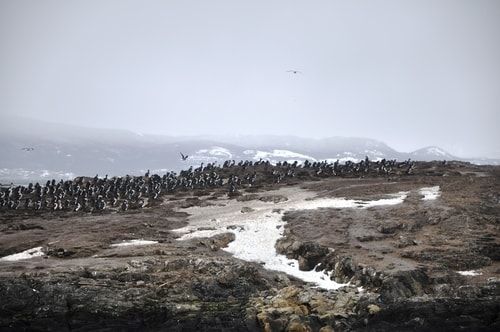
379,269 -> 430,303
275,239 -> 330,271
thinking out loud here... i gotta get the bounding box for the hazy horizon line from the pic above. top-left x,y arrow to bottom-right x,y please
2,114 -> 498,160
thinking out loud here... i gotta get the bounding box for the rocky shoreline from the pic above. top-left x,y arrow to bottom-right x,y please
1,160 -> 499,331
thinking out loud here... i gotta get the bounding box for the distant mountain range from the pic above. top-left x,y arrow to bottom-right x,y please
1,115 -> 498,184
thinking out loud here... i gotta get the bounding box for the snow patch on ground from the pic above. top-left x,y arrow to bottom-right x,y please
0,247 -> 45,261
419,186 -> 441,200
111,240 -> 159,247
173,188 -> 408,289
458,270 -> 483,276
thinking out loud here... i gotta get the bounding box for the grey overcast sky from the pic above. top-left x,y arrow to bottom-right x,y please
1,0 -> 499,158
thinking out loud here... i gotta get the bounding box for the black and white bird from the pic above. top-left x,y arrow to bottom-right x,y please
180,152 -> 189,161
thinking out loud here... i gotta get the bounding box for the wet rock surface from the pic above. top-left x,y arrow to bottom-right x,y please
1,160 -> 499,331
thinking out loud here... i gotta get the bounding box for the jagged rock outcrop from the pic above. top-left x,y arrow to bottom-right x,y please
275,238 -> 330,271
276,238 -> 385,289
379,269 -> 430,302
0,257 -> 268,331
246,285 -> 370,332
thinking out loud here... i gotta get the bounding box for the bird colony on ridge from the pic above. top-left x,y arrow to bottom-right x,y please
0,157 -> 416,213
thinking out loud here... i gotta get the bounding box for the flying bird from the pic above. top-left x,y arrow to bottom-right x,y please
180,152 -> 188,160
21,147 -> 34,151
287,70 -> 302,74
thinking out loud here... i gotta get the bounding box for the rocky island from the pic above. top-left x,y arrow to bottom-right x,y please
1,159 -> 499,331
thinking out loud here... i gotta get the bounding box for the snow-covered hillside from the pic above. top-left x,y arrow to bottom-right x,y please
1,117 -> 497,184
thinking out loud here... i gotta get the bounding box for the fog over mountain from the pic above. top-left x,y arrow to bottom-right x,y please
1,116 -> 498,184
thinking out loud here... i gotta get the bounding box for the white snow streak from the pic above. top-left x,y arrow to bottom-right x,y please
110,240 -> 158,247
0,247 -> 45,261
173,189 -> 408,289
457,270 -> 482,276
419,186 -> 441,200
